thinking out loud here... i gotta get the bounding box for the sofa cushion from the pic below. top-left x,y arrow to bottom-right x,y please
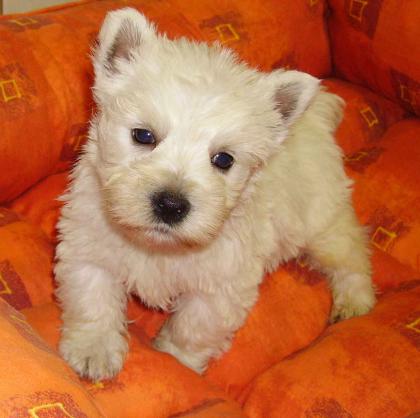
323,79 -> 406,155
328,0 -> 420,116
0,207 -> 54,309
350,120 -> 420,274
0,298 -> 103,417
9,172 -> 68,243
0,0 -> 331,203
22,302 -> 246,418
241,283 -> 420,417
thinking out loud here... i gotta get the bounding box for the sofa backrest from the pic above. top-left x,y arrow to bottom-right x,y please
328,0 -> 420,116
0,0 -> 331,203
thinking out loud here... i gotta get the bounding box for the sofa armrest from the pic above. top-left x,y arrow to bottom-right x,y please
0,298 -> 103,416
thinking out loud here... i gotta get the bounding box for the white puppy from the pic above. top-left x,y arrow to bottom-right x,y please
55,8 -> 376,379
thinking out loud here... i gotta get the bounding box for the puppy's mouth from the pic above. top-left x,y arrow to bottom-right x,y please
143,224 -> 172,235
140,224 -> 198,251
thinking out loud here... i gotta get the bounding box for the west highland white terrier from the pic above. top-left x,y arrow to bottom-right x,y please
55,8 -> 376,379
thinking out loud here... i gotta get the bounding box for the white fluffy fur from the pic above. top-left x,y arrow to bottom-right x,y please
55,8 -> 376,379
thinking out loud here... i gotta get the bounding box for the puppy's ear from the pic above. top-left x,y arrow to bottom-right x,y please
93,8 -> 156,76
268,70 -> 320,127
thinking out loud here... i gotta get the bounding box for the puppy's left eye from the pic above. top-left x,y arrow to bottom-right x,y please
211,152 -> 234,170
131,128 -> 156,145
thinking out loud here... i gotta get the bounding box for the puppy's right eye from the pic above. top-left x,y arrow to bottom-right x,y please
131,128 -> 156,145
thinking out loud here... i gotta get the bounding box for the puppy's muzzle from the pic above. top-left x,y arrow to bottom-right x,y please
151,191 -> 191,225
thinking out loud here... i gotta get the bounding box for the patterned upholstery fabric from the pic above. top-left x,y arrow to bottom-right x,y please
328,0 -> 420,115
243,284 -> 420,417
0,207 -> 54,308
0,0 -> 419,417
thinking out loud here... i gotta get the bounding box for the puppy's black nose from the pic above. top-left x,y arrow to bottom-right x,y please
152,191 -> 190,225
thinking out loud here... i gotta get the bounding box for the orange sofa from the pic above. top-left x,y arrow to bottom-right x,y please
0,1 -> 419,417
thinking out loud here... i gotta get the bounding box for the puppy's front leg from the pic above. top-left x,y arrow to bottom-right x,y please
153,288 -> 257,373
55,262 -> 128,380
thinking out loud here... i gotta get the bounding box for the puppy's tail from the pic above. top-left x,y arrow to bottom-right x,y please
311,87 -> 345,134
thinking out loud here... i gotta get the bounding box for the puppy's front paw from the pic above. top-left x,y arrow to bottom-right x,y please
330,274 -> 376,322
153,328 -> 207,374
59,331 -> 128,380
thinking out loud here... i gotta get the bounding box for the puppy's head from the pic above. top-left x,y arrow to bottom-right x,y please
91,8 -> 320,250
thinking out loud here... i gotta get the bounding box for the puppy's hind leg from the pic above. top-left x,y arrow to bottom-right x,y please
308,208 -> 376,322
